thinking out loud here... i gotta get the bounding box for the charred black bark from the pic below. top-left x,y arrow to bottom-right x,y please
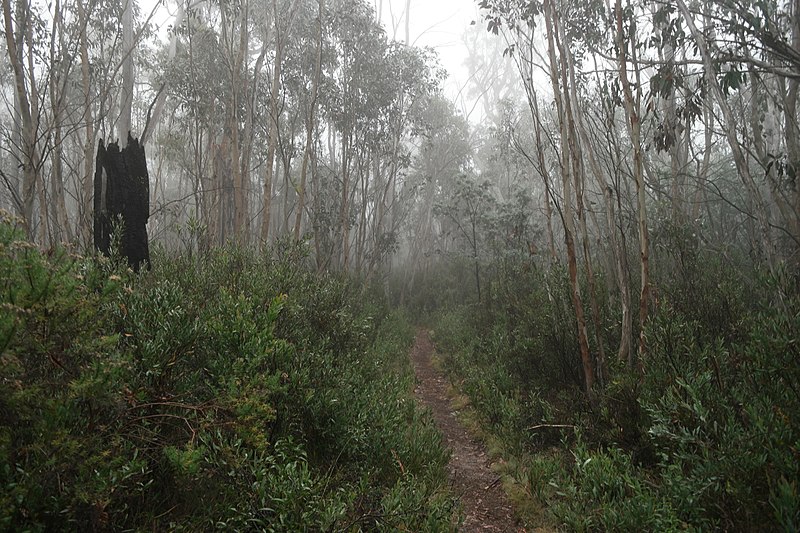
93,133 -> 150,271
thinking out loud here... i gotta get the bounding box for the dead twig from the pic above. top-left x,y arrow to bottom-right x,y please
391,448 -> 406,476
526,423 -> 575,431
484,477 -> 501,491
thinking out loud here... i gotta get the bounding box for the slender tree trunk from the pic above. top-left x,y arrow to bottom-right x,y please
23,11 -> 48,245
281,145 -> 295,235
118,0 -> 134,147
677,0 -> 777,274
543,0 -> 594,392
404,0 -> 410,44
294,1 -> 324,239
240,11 -> 269,243
340,132 -> 351,269
7,87 -> 22,216
356,155 -> 368,274
616,0 -> 650,366
786,1 -> 800,255
229,107 -> 245,243
364,151 -> 383,281
557,17 -> 606,386
4,0 -> 39,239
313,124 -> 326,270
49,0 -> 71,244
77,0 -> 95,246
606,185 -> 632,365
692,77 -> 715,223
604,107 -> 636,369
49,97 -> 70,243
652,4 -> 687,224
750,73 -> 795,244
206,131 -> 221,245
294,120 -> 314,239
528,94 -> 559,265
261,3 -> 284,246
221,3 -> 249,244
471,218 -> 482,302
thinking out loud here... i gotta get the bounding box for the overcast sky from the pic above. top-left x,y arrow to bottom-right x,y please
375,0 -> 482,112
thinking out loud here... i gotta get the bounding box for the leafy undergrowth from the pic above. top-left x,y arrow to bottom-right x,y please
427,256 -> 800,532
0,214 -> 455,531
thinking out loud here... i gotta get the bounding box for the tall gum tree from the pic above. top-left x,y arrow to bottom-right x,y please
615,0 -> 650,367
478,0 -> 596,392
556,7 -> 607,386
260,0 -> 302,246
293,0 -> 325,240
118,0 -> 134,147
675,0 -> 778,275
542,0 -> 594,392
47,0 -> 71,244
325,0 -> 392,269
3,0 -> 42,239
401,95 -> 473,300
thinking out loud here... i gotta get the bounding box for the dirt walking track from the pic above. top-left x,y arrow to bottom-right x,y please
409,329 -> 525,532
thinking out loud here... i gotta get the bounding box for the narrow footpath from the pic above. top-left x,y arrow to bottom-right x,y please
410,329 -> 526,532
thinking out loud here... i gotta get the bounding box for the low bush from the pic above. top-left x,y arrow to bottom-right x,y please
0,214 -> 455,531
425,245 -> 799,531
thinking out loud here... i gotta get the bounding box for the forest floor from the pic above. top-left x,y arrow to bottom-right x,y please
410,329 -> 526,532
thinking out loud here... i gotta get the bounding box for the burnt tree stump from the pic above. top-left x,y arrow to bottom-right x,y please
94,133 -> 150,271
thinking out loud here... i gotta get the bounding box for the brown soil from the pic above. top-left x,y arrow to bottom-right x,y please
410,329 -> 526,533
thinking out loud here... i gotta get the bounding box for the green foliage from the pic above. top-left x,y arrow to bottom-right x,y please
378,475 -> 456,531
640,296 -> 800,529
429,259 -> 588,396
431,300 -> 560,456
422,225 -> 799,531
548,439 -> 685,532
397,258 -> 478,318
0,216 -> 454,530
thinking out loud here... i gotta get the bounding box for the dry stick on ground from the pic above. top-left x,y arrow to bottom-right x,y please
526,424 -> 575,431
484,478 -> 502,491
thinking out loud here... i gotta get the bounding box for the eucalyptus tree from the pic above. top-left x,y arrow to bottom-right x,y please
357,43 -> 444,279
1,0 -> 150,244
612,0 -> 650,368
322,0 -> 392,269
668,0 -> 800,272
260,0 -> 304,246
478,0 -> 607,391
434,173 -> 498,303
118,0 -> 134,146
476,99 -> 530,206
45,0 -> 74,244
75,0 -> 101,244
158,0 -> 277,246
155,7 -> 230,245
401,94 -> 474,297
3,0 -> 43,240
153,0 -> 309,248
216,0 -> 251,243
461,22 -> 523,122
292,0 -> 324,241
312,0 -> 442,274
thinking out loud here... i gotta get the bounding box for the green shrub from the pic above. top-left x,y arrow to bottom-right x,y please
0,215 -> 454,530
641,297 -> 800,529
549,438 -> 685,532
423,236 -> 799,531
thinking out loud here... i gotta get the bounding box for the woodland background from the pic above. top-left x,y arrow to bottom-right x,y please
1,0 -> 799,529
